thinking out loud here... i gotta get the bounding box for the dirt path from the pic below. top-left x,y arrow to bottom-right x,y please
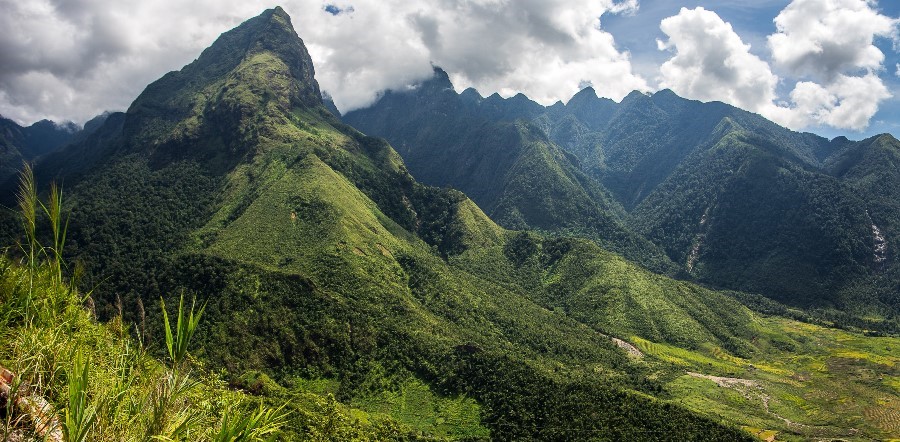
687,371 -> 757,388
611,337 -> 644,358
687,371 -> 796,426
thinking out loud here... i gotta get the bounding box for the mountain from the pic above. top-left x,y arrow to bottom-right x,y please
0,117 -> 28,183
565,90 -> 898,316
3,7 -> 761,440
346,71 -> 900,321
0,116 -> 82,183
344,68 -> 677,274
3,8 -> 897,440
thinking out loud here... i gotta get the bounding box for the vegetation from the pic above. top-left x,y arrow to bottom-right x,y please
345,70 -> 900,327
0,168 -> 459,441
343,69 -> 677,274
2,7 -> 897,441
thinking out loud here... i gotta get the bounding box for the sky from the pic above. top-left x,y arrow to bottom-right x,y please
0,0 -> 898,140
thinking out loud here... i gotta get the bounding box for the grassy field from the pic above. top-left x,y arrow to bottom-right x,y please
630,316 -> 900,440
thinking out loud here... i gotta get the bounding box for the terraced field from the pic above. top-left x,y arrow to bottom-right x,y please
631,317 -> 900,441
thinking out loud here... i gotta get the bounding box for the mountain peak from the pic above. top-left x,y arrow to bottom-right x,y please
570,86 -> 596,100
215,6 -> 321,106
567,86 -> 599,107
651,88 -> 679,100
460,87 -> 482,99
125,7 -> 322,143
418,66 -> 454,92
619,90 -> 652,107
129,7 -> 320,117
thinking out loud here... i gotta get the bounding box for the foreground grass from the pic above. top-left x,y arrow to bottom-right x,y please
0,244 -> 462,441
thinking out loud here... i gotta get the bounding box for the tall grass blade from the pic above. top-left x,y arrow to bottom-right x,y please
160,293 -> 206,367
16,163 -> 37,259
15,163 -> 39,315
213,404 -> 289,442
63,350 -> 97,442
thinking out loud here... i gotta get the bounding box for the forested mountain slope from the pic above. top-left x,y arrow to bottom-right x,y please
346,70 -> 900,322
0,7 -> 773,440
343,69 -> 676,274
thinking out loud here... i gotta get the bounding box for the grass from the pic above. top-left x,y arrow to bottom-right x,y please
632,315 -> 900,440
446,225 -> 899,440
351,375 -> 489,440
212,138 -> 898,440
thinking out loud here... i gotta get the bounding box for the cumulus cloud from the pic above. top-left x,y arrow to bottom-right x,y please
0,0 -> 267,124
656,7 -> 778,114
295,0 -> 648,111
0,0 -> 647,125
656,3 -> 896,132
768,0 -> 898,80
769,73 -> 891,130
767,0 -> 896,131
2,0 -> 894,133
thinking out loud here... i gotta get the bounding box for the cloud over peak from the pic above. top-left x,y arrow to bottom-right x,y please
656,7 -> 778,113
0,0 -> 897,134
303,0 -> 649,111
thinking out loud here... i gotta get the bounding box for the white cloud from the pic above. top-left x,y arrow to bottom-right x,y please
656,4 -> 895,132
0,0 -> 268,124
0,0 -> 648,125
656,7 -> 778,113
286,0 -> 650,111
2,0 -> 894,134
768,0 -> 898,80
766,0 -> 896,131
769,73 -> 891,131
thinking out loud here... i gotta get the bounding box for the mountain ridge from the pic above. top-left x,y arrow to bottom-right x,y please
345,67 -> 900,320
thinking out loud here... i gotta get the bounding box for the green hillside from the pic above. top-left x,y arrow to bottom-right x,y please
0,175 -> 468,441
343,69 -> 676,274
345,71 -> 900,324
632,131 -> 873,308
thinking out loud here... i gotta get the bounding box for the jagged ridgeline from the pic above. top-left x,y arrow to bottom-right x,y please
0,7 -> 755,440
343,69 -> 678,275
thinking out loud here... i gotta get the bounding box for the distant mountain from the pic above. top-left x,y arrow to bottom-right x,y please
344,68 -> 677,274
0,117 -> 28,183
4,8 -> 755,440
346,71 -> 900,320
0,114 -> 106,184
554,88 -> 898,315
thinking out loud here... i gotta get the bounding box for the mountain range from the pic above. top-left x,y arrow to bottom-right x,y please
1,7 -> 898,441
345,68 -> 900,322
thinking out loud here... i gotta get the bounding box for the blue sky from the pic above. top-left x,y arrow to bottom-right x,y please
0,0 -> 897,140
